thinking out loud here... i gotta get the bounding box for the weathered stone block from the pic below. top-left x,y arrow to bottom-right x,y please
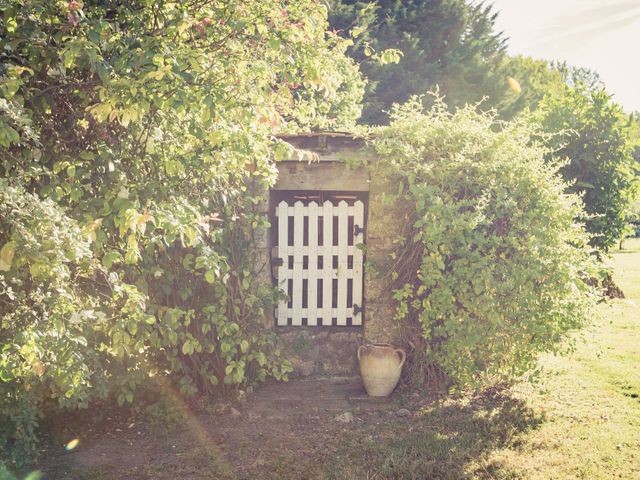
278,329 -> 362,377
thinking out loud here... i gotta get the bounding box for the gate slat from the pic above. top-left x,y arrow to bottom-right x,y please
291,201 -> 304,325
352,200 -> 364,325
276,201 -> 289,326
336,201 -> 349,326
307,201 -> 319,326
322,200 -> 334,326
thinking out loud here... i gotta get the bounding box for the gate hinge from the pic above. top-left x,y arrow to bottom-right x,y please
353,224 -> 364,236
353,303 -> 364,316
271,257 -> 283,267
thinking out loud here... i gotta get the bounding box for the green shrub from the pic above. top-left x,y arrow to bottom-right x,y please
370,97 -> 599,388
0,0 -> 359,466
0,182 -> 121,464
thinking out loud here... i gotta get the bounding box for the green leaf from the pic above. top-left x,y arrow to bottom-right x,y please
256,22 -> 268,35
0,241 -> 16,271
182,341 -> 194,355
24,471 -> 44,480
268,38 -> 281,50
96,63 -> 110,84
102,250 -> 120,269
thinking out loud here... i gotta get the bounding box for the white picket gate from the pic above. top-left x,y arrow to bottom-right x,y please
274,199 -> 365,326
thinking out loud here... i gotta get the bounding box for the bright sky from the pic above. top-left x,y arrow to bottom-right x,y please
490,0 -> 640,112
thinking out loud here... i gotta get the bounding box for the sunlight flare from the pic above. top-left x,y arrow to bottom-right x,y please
65,438 -> 80,451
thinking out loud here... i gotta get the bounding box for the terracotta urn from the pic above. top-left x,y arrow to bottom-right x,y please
357,343 -> 406,397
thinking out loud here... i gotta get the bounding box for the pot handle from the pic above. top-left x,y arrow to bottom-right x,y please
357,345 -> 364,362
395,349 -> 406,368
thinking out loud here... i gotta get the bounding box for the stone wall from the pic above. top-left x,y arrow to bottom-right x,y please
361,174 -> 405,346
258,133 -> 401,377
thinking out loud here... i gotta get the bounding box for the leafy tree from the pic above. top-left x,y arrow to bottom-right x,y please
618,200 -> 640,248
493,56 -> 566,119
368,97 -> 598,388
551,61 -> 604,92
328,0 -> 507,124
0,0 -> 363,465
538,86 -> 638,251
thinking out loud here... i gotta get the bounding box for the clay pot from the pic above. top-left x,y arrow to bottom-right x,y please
357,344 -> 406,397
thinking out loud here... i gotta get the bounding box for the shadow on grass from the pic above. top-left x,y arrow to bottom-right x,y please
325,389 -> 543,480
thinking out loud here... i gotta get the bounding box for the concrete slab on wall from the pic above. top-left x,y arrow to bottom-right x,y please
273,160 -> 370,192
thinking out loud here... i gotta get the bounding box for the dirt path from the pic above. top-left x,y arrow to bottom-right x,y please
38,377 -> 407,480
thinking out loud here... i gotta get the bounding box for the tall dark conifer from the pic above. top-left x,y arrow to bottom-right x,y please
329,0 -> 508,124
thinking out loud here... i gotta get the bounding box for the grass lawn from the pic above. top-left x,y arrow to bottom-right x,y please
34,239 -> 640,479
494,237 -> 640,479
328,239 -> 640,479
